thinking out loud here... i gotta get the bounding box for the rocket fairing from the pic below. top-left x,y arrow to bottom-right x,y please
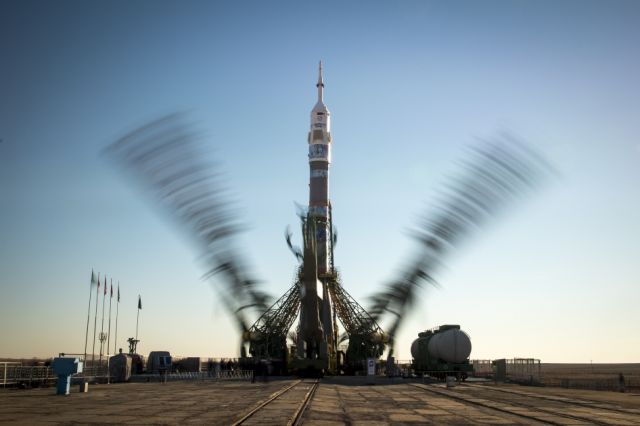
308,61 -> 332,275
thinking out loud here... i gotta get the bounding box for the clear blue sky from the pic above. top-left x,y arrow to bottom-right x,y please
1,0 -> 639,362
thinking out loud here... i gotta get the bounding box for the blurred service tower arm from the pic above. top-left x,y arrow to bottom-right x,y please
297,61 -> 335,368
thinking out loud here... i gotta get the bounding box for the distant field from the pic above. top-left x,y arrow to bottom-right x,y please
541,363 -> 640,391
0,358 -> 49,364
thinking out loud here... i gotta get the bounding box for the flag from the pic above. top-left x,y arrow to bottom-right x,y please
91,270 -> 97,286
110,282 -> 113,298
104,276 -> 107,295
138,295 -> 142,310
117,285 -> 120,302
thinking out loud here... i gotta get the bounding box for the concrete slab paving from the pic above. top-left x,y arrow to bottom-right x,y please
2,379 -> 640,424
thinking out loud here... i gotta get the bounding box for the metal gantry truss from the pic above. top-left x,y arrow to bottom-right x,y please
247,265 -> 386,374
247,279 -> 300,362
325,272 -> 386,371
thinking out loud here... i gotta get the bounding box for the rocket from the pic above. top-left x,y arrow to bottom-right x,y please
297,62 -> 335,364
308,61 -> 332,275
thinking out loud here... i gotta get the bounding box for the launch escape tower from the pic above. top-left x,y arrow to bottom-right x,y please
246,63 -> 386,375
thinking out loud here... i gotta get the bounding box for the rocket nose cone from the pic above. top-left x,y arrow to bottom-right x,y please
312,100 -> 329,113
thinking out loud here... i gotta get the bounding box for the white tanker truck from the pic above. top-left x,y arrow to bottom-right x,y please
411,324 -> 473,380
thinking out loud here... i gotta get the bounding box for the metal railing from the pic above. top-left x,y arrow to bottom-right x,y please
81,365 -> 110,379
1,360 -> 255,388
471,359 -> 493,377
1,362 -> 20,387
1,360 -> 107,388
1,363 -> 55,388
506,358 -> 541,381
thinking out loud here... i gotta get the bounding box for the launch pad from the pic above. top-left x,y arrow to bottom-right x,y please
107,62 -> 551,380
2,378 -> 640,425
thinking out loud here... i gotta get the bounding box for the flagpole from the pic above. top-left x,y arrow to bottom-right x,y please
107,280 -> 113,356
106,279 -> 113,384
135,295 -> 141,351
83,270 -> 95,366
114,283 -> 120,355
91,273 -> 100,373
134,295 -> 142,353
99,276 -> 107,366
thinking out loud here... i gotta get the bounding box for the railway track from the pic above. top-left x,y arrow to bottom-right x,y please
411,383 -> 640,425
231,379 -> 319,426
464,382 -> 640,417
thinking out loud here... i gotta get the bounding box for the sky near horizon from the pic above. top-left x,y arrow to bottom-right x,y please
1,0 -> 639,362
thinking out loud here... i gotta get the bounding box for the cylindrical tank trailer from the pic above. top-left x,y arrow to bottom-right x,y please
411,325 -> 473,379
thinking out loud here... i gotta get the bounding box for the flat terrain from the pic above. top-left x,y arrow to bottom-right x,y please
2,378 -> 640,425
541,364 -> 640,389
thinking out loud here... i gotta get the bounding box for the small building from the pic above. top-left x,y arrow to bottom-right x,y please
147,351 -> 172,374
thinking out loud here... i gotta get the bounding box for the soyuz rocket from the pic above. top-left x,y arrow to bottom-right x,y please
308,61 -> 332,275
297,62 -> 335,365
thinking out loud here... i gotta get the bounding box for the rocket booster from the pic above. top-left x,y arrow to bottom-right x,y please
308,61 -> 332,275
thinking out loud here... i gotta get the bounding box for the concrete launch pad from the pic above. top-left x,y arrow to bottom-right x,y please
1,379 -> 640,425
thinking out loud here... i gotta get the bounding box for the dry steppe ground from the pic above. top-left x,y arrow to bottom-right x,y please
541,363 -> 640,389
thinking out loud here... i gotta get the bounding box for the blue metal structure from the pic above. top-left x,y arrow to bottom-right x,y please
52,358 -> 83,395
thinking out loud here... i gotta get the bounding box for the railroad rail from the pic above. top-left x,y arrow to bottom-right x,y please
411,383 -> 640,426
231,379 -> 318,426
